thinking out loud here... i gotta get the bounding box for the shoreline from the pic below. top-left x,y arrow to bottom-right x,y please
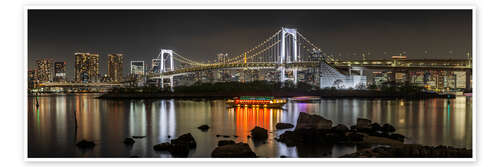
96,90 -> 454,100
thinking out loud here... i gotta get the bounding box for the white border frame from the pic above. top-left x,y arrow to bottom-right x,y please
24,5 -> 476,162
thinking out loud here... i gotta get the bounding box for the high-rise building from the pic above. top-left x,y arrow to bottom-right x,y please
107,53 -> 123,82
54,61 -> 66,82
151,59 -> 161,73
28,69 -> 38,90
130,61 -> 145,76
75,52 -> 99,83
36,58 -> 53,82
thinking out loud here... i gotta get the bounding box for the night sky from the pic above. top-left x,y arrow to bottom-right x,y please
28,10 -> 472,78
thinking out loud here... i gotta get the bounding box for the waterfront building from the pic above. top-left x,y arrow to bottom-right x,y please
36,58 -> 53,82
75,52 -> 99,83
107,53 -> 123,82
130,61 -> 145,76
151,59 -> 161,73
27,69 -> 38,90
320,62 -> 367,89
54,61 -> 66,82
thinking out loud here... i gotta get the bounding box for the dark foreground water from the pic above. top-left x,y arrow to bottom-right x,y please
28,94 -> 472,158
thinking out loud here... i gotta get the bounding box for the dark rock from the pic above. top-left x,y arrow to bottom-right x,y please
76,140 -> 95,149
233,135 -> 238,138
123,138 -> 135,145
168,135 -> 171,138
211,143 -> 257,158
172,133 -> 196,149
382,123 -> 396,133
153,133 -> 196,157
349,125 -> 357,131
296,112 -> 332,130
275,123 -> 294,129
389,133 -> 405,142
347,133 -> 364,142
356,118 -> 371,129
223,135 -> 230,138
277,131 -> 302,146
332,124 -> 349,134
250,126 -> 268,140
370,123 -> 382,132
198,125 -> 210,131
217,140 -> 236,147
153,142 -> 190,157
280,155 -> 287,158
216,134 -> 221,137
341,144 -> 472,158
153,142 -> 171,151
132,136 -> 146,139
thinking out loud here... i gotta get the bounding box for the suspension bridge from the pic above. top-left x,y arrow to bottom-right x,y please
32,27 -> 472,92
149,27 -> 472,90
151,27 -> 338,89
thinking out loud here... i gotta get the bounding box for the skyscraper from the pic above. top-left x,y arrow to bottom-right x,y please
130,61 -> 145,76
75,52 -> 99,83
107,53 -> 123,82
54,61 -> 66,82
151,59 -> 161,73
36,58 -> 53,82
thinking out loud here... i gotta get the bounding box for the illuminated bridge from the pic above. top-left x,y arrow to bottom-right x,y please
148,27 -> 472,90
35,27 -> 472,90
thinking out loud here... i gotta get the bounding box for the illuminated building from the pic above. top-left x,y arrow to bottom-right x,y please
54,61 -> 66,82
36,58 -> 53,82
130,61 -> 145,76
75,52 -> 99,83
107,53 -> 123,82
151,59 -> 161,73
320,62 -> 367,89
27,69 -> 38,89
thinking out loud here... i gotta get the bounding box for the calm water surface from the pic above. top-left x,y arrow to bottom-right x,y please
28,94 -> 472,158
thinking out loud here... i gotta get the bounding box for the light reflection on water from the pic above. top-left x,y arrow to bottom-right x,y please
28,94 -> 472,158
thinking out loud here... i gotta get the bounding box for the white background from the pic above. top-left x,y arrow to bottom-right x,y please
0,0 -> 497,166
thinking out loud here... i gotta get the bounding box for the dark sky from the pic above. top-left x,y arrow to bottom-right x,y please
28,9 -> 472,77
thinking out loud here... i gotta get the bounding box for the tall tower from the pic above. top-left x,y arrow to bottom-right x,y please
75,52 -> 99,83
279,27 -> 299,84
107,53 -> 123,82
54,61 -> 66,82
36,58 -> 53,82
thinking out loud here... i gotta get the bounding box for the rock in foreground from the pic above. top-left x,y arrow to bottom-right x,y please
296,112 -> 332,130
153,133 -> 196,157
76,140 -> 95,149
211,143 -> 257,158
198,125 -> 210,131
356,118 -> 371,129
123,138 -> 135,145
341,144 -> 472,158
275,123 -> 294,129
250,126 -> 268,140
217,140 -> 236,147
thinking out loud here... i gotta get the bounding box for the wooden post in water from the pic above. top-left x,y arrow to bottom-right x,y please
73,109 -> 78,142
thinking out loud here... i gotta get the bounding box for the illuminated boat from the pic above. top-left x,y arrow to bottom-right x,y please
226,96 -> 287,108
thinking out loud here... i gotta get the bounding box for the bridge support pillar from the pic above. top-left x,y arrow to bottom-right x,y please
170,76 -> 174,92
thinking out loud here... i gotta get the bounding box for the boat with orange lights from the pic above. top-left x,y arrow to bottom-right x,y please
226,96 -> 287,108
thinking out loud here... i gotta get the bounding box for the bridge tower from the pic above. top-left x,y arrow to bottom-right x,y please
159,49 -> 174,91
279,27 -> 299,85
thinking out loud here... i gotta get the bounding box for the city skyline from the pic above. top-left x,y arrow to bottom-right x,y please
28,9 -> 472,79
